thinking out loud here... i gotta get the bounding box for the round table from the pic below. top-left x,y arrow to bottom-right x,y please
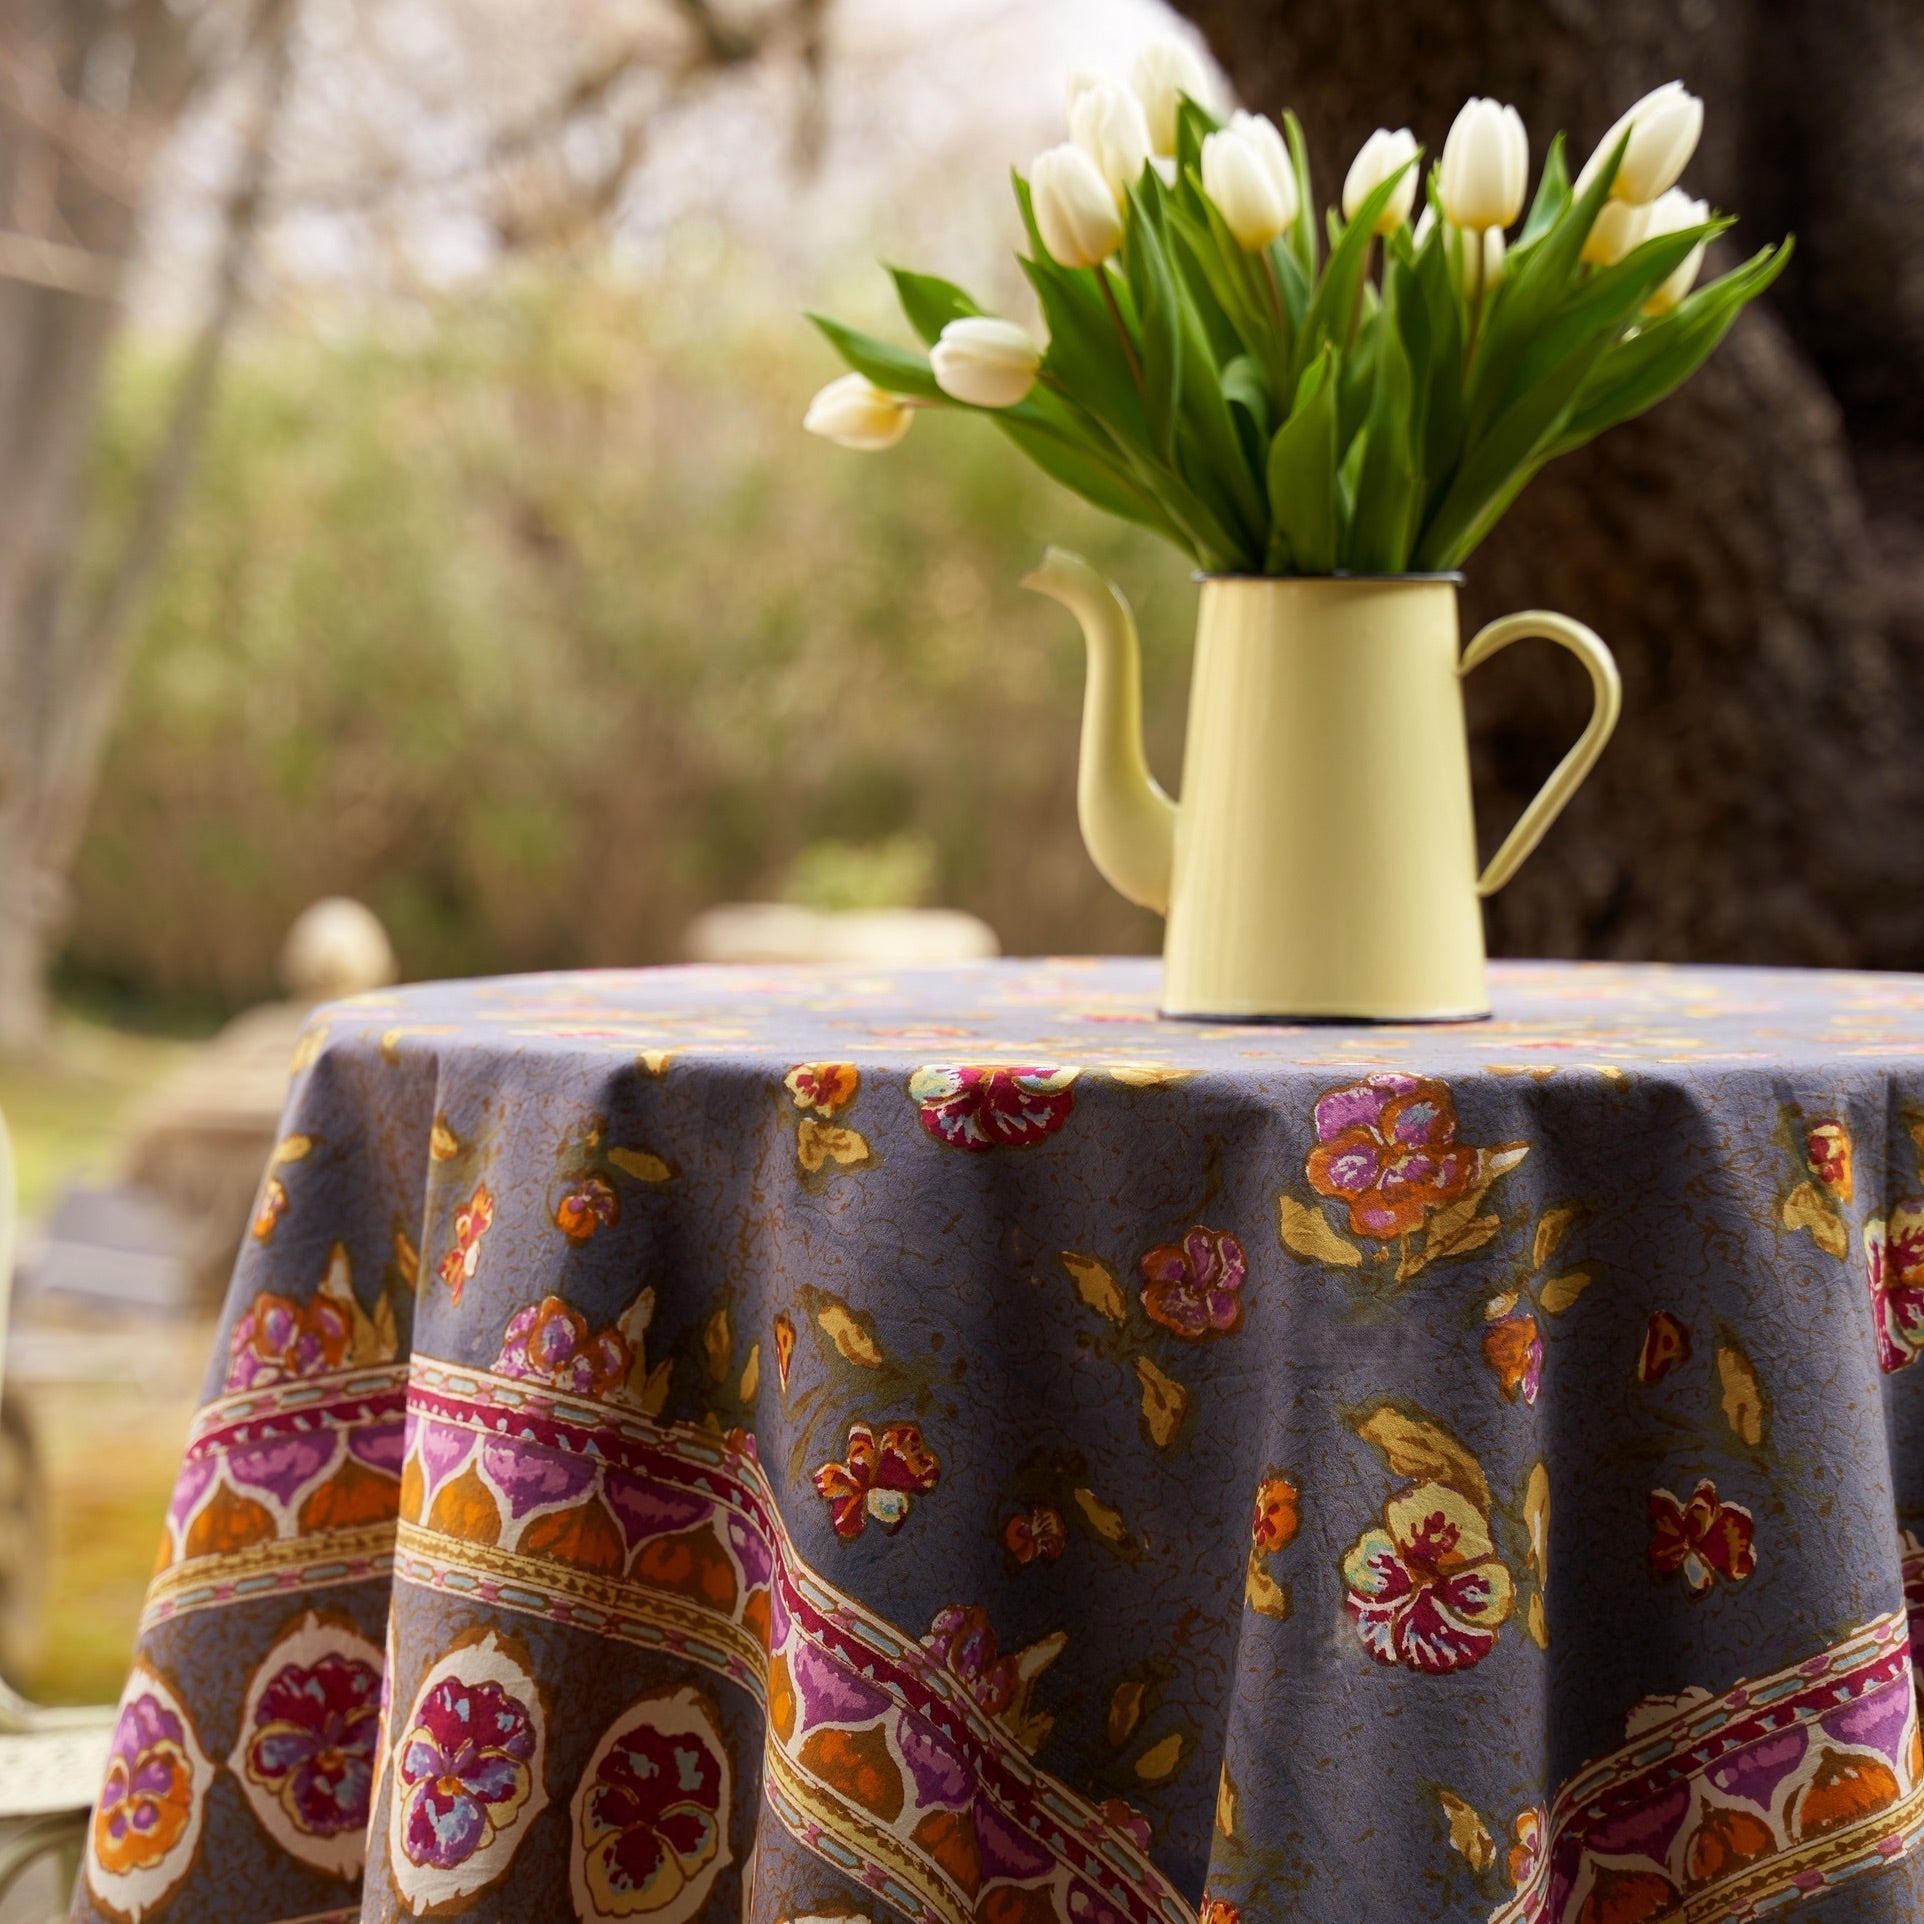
74,959 -> 1924,1924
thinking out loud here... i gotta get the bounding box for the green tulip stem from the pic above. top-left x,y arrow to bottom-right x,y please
1095,266 -> 1144,391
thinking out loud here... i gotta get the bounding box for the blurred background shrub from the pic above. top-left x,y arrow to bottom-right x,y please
66,256 -> 1194,1019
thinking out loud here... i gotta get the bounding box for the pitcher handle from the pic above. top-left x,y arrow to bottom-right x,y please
1459,611 -> 1621,898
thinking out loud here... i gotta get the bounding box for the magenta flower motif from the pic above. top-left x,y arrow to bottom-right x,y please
908,1064 -> 1078,1151
578,1718 -> 727,1912
243,1651 -> 381,1839
396,1674 -> 537,1870
93,1695 -> 196,1875
495,1296 -> 631,1398
1867,1205 -> 1924,1373
1139,1227 -> 1247,1338
925,1605 -> 1020,1716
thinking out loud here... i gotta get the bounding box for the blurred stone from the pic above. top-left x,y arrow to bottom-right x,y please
279,896 -> 396,1003
683,903 -> 1000,965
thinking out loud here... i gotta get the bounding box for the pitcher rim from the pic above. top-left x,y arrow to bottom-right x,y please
1194,570 -> 1467,585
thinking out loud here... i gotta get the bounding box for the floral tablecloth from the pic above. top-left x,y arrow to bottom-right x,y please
74,959 -> 1924,1924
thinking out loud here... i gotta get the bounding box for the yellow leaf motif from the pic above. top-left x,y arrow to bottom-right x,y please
637,1050 -> 677,1077
1484,1289 -> 1521,1321
1103,1062 -> 1199,1088
631,1357 -> 674,1416
1523,1462 -> 1550,1585
795,1119 -> 873,1175
1061,1252 -> 1126,1322
1073,1487 -> 1131,1546
1217,1764 -> 1238,1839
1134,1356 -> 1187,1447
289,1025 -> 329,1075
815,1299 -> 886,1370
1717,1339 -> 1768,1447
1278,1196 -> 1363,1268
739,1343 -> 761,1402
703,1308 -> 732,1384
1244,1552 -> 1291,1620
1533,1207 -> 1580,1272
1353,1407 -> 1491,1516
1133,1733 -> 1185,1782
608,1147 -> 672,1183
1527,1591 -> 1549,1649
1436,1789 -> 1495,1872
273,1134 -> 314,1167
429,1118 -> 461,1162
1421,1199 -> 1503,1262
393,1230 -> 420,1291
1106,1680 -> 1144,1748
1782,1179 -> 1848,1259
1538,1268 -> 1596,1314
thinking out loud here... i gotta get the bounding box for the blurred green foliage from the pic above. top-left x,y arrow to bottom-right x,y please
64,259 -> 1199,1015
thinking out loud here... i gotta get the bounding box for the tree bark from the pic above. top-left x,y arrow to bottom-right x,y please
0,0 -> 283,1048
1173,0 -> 1924,969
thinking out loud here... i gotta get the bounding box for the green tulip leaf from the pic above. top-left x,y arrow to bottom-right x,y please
889,268 -> 983,346
1267,347 -> 1338,574
806,314 -> 942,402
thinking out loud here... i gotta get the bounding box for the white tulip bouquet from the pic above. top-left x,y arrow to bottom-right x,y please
805,50 -> 1789,576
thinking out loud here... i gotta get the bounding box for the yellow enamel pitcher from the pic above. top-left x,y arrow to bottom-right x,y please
1025,551 -> 1621,1022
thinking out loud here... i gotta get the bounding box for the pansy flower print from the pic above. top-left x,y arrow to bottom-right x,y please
397,1672 -> 538,1871
909,1064 -> 1078,1151
437,1184 -> 495,1303
93,1695 -> 197,1875
1342,1482 -> 1515,1672
925,1605 -> 1021,1716
1482,1312 -> 1543,1404
242,1649 -> 382,1844
1805,1118 -> 1854,1198
1002,1502 -> 1067,1564
554,1175 -> 618,1242
1252,1476 -> 1300,1553
495,1296 -> 630,1399
1139,1227 -> 1247,1337
813,1421 -> 940,1537
1306,1075 -> 1481,1238
785,1062 -> 859,1116
225,1289 -> 352,1391
1648,1480 -> 1756,1594
1866,1203 -> 1924,1373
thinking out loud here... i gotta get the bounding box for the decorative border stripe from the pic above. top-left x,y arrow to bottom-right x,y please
142,1526 -> 396,1630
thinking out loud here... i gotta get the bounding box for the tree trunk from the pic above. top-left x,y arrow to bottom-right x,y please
0,0 -> 281,1048
1172,0 -> 1924,969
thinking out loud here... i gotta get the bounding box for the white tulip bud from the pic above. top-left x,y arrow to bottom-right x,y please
1578,81 -> 1704,207
1438,97 -> 1528,232
1130,37 -> 1212,159
803,372 -> 912,451
1068,76 -> 1153,204
1582,195 -> 1650,266
1342,127 -> 1420,234
1030,142 -> 1126,268
1201,111 -> 1299,252
1638,187 -> 1710,314
930,317 -> 1043,409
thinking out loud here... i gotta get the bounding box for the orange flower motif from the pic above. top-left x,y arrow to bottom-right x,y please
1506,1805 -> 1546,1889
252,1177 -> 289,1242
1251,1476 -> 1300,1554
1805,1119 -> 1854,1200
437,1184 -> 495,1305
1637,1310 -> 1692,1383
93,1695 -> 196,1874
1001,1502 -> 1067,1565
1482,1313 -> 1543,1404
1306,1075 -> 1484,1239
553,1175 -> 618,1242
785,1063 -> 860,1117
1199,1900 -> 1241,1924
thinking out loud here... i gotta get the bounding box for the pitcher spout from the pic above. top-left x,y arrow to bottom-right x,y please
1022,548 -> 1176,915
